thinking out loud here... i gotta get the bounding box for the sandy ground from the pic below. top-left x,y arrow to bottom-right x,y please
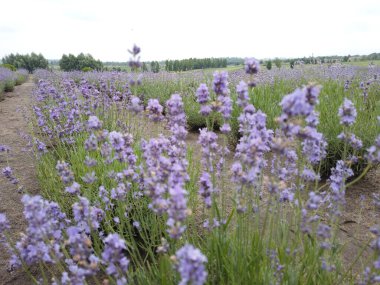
0,78 -> 40,284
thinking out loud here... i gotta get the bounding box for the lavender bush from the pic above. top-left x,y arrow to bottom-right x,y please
1,47 -> 379,284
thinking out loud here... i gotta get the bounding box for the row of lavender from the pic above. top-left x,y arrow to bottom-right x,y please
0,48 -> 379,284
0,67 -> 29,100
35,62 -> 380,177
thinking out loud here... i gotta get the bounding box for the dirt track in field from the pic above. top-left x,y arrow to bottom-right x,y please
0,78 -> 40,285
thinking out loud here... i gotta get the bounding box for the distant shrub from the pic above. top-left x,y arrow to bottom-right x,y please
15,69 -> 29,85
4,80 -> 15,92
1,63 -> 16,71
266,60 -> 272,70
82,67 -> 93,72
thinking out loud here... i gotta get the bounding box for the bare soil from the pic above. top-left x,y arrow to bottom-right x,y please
0,78 -> 40,285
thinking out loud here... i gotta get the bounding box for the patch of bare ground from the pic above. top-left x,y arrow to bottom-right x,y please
0,78 -> 40,285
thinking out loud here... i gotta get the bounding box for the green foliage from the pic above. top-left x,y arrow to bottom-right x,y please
289,59 -> 295,69
165,57 -> 227,72
1,63 -> 16,71
59,53 -> 103,71
274,58 -> 282,68
266,60 -> 272,70
82,66 -> 93,72
150,61 -> 160,73
2,53 -> 48,73
4,80 -> 15,92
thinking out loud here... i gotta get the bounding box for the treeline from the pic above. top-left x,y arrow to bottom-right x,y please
164,58 -> 227,72
1,53 -> 48,73
59,53 -> 103,71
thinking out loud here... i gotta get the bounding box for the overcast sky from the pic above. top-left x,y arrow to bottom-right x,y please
0,0 -> 379,62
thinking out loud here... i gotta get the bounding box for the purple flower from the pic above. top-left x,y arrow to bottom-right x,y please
236,81 -> 249,108
102,233 -> 129,284
244,58 -> 260,75
220,123 -> 231,134
10,195 -> 66,267
147,99 -> 164,122
0,213 -> 10,233
199,172 -> 213,208
129,96 -> 143,114
175,244 -> 208,285
306,192 -> 322,210
88,116 -> 102,130
84,134 -> 98,151
196,84 -> 210,104
65,181 -> 81,195
338,98 -> 357,126
366,135 -> 380,164
109,131 -> 125,152
212,71 -> 229,96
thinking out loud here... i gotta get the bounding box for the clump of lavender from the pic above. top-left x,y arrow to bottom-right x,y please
128,44 -> 142,70
174,244 -> 208,285
2,166 -> 19,185
338,98 -> 357,126
101,233 -> 129,285
196,84 -> 212,116
10,195 -> 67,268
72,196 -> 104,233
146,99 -> 164,122
366,119 -> 380,164
56,161 -> 81,195
198,129 -> 220,208
166,94 -> 189,239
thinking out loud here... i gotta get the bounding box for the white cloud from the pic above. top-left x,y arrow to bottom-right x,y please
0,0 -> 379,61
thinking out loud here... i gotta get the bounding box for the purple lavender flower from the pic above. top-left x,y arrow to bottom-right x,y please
82,171 -> 97,184
0,213 -> 10,233
65,181 -> 81,195
88,115 -> 102,130
366,135 -> 380,164
244,58 -> 260,75
129,96 -> 143,114
109,131 -> 125,152
212,71 -> 229,96
102,233 -> 129,285
10,195 -> 66,267
236,81 -> 249,108
0,145 -> 11,153
56,161 -> 75,184
196,84 -> 210,104
147,99 -> 164,122
175,244 -> 208,285
72,197 -> 104,233
2,166 -> 19,185
85,133 -> 98,151
338,98 -> 357,126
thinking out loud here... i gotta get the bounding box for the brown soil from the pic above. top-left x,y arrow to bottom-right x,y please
0,78 -> 40,285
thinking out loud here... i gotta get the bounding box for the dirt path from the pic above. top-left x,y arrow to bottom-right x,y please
0,78 -> 39,285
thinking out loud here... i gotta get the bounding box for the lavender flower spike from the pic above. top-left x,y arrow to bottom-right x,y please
175,244 -> 208,285
338,98 -> 357,126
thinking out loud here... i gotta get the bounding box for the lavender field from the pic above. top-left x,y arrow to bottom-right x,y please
0,44 -> 379,285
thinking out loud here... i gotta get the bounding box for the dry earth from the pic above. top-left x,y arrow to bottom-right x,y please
0,78 -> 40,284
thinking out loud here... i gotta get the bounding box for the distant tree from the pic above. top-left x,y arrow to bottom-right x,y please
266,60 -> 272,70
2,53 -> 48,73
142,62 -> 148,72
59,53 -> 102,71
274,58 -> 282,68
289,59 -> 295,69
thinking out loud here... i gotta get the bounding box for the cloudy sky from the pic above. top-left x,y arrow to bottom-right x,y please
0,0 -> 379,62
